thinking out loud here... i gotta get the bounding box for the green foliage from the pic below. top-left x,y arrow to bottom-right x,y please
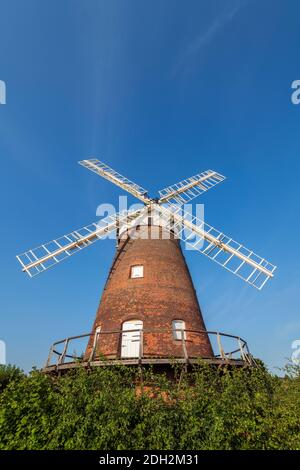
0,364 -> 24,393
0,362 -> 299,450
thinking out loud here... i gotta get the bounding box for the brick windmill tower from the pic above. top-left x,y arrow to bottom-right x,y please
17,159 -> 276,371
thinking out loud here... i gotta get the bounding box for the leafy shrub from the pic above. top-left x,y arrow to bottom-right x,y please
0,363 -> 299,450
0,364 -> 24,393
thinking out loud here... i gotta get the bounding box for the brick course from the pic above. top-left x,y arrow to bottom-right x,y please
86,225 -> 213,359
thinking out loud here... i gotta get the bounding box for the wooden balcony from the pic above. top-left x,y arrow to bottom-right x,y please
43,328 -> 256,373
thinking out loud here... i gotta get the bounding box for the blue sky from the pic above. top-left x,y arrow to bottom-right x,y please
0,0 -> 299,373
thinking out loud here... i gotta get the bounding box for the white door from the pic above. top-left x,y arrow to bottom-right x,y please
121,320 -> 143,358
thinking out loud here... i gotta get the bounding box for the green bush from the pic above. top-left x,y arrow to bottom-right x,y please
0,364 -> 24,393
0,362 -> 299,450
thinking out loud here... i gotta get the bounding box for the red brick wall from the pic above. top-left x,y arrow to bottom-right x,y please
86,225 -> 213,359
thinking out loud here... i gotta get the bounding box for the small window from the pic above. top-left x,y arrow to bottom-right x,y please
172,320 -> 186,340
131,265 -> 144,278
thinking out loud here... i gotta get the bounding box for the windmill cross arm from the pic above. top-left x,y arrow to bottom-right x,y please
16,208 -> 143,277
158,170 -> 226,206
156,204 -> 276,289
159,171 -> 217,203
79,159 -> 150,204
195,225 -> 273,278
18,225 -> 112,273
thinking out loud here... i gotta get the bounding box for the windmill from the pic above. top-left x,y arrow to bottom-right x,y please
16,159 -> 276,371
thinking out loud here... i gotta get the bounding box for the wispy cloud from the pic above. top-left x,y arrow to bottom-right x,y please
172,1 -> 247,76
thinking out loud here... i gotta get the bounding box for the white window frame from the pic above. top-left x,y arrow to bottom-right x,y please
130,265 -> 144,279
172,320 -> 186,340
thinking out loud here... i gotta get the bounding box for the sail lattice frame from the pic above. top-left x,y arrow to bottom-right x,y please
156,204 -> 276,290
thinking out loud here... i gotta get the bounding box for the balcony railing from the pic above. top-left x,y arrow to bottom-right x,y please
44,329 -> 256,370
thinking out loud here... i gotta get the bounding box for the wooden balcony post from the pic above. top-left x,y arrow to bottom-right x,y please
45,344 -> 54,368
181,330 -> 188,363
58,338 -> 69,365
217,332 -> 226,360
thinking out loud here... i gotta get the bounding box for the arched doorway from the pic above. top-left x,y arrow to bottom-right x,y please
121,320 -> 143,358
